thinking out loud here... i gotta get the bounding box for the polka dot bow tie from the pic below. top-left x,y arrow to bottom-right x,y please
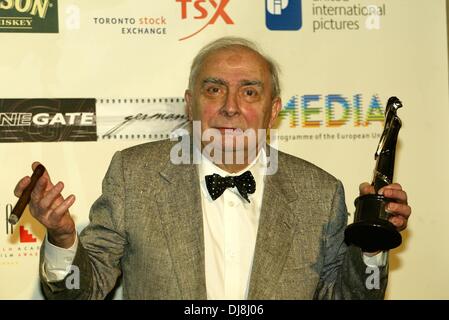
205,171 -> 256,203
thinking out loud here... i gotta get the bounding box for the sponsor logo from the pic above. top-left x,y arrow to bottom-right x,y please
176,0 -> 234,41
92,16 -> 169,36
310,1 -> 387,32
266,0 -> 302,31
19,226 -> 36,243
279,94 -> 384,128
0,244 -> 40,259
2,204 -> 40,262
0,0 -> 58,33
96,97 -> 188,141
0,99 -> 97,142
277,94 -> 386,143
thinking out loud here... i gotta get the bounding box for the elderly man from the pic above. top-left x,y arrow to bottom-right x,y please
14,37 -> 411,299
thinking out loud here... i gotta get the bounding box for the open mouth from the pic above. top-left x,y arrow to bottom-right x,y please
215,127 -> 244,135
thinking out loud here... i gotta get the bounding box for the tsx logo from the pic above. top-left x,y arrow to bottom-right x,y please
266,0 -> 302,31
176,0 -> 234,41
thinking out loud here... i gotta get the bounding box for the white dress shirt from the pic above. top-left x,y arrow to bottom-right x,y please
198,150 -> 267,300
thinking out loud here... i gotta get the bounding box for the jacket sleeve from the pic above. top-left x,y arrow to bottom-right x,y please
40,151 -> 127,300
313,180 -> 388,299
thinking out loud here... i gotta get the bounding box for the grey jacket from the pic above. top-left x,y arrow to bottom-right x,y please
40,140 -> 388,299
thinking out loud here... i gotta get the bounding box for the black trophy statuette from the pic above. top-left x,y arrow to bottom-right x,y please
344,97 -> 403,252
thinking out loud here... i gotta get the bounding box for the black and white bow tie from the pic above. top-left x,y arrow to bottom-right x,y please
205,171 -> 256,203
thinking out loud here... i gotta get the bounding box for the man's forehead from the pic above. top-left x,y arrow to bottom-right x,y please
198,50 -> 269,82
204,47 -> 268,69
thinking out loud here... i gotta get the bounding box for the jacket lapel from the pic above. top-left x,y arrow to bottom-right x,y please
153,142 -> 303,299
247,153 -> 299,299
155,159 -> 207,299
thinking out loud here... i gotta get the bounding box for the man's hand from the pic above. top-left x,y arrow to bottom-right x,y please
359,182 -> 411,232
14,162 -> 76,248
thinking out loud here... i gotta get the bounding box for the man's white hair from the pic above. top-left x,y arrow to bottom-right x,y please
188,36 -> 281,98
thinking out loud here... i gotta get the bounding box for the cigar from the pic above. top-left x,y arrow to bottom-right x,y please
9,164 -> 46,225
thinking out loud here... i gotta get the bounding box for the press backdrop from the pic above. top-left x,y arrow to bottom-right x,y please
0,0 -> 448,299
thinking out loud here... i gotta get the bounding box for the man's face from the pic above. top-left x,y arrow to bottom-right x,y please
185,46 -> 281,153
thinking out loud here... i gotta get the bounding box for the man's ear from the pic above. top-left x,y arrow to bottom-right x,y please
268,97 -> 282,128
185,90 -> 193,121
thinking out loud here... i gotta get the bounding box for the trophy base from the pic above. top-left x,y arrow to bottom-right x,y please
344,194 -> 402,252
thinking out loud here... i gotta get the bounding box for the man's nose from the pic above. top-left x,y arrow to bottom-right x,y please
220,90 -> 240,117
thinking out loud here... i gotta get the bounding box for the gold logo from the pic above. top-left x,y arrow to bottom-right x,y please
0,0 -> 50,19
0,0 -> 58,33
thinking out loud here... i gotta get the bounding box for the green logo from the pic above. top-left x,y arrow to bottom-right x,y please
0,0 -> 58,33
